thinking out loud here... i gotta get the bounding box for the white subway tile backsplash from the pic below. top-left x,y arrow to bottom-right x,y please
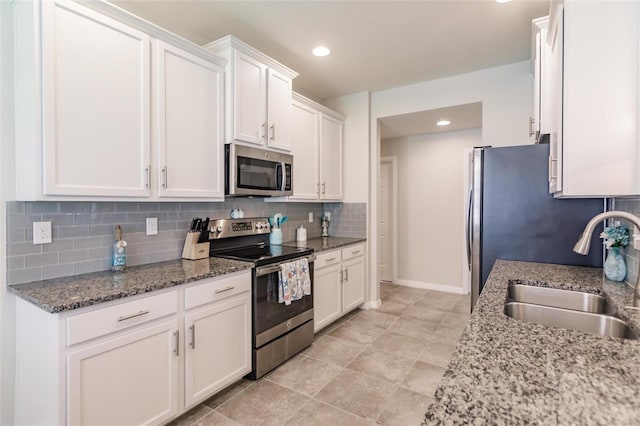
5,200 -> 364,284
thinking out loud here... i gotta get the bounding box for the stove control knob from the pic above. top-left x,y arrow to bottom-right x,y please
216,225 -> 223,233
255,223 -> 261,230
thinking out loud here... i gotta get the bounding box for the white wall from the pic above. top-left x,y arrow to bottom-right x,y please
0,0 -> 16,423
381,129 -> 481,291
324,91 -> 370,203
368,60 -> 534,300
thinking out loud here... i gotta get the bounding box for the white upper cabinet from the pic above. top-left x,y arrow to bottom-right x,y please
206,36 -> 297,152
530,16 -> 552,142
546,0 -> 640,197
32,0 -> 152,197
14,0 -> 227,201
155,41 -> 224,199
288,93 -> 345,202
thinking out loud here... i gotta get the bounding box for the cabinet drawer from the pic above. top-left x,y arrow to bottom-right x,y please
67,290 -> 178,346
342,244 -> 365,261
184,271 -> 251,311
315,249 -> 341,269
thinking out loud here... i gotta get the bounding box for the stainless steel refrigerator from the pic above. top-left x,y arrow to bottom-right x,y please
467,144 -> 604,311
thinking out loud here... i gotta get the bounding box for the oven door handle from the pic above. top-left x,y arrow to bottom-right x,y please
255,255 -> 316,277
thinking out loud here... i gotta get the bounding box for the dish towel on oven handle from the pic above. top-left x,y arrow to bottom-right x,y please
278,258 -> 311,305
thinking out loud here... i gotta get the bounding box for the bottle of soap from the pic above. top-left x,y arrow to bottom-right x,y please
111,225 -> 127,271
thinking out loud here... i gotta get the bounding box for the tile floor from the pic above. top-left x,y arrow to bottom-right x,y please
168,283 -> 470,426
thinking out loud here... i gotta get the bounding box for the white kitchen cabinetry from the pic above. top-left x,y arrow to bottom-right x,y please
314,243 -> 366,333
530,16 -> 552,142
155,41 -> 224,199
14,270 -> 252,425
206,36 -> 297,152
14,0 -> 227,201
547,0 -> 640,197
183,274 -> 251,408
289,93 -> 345,202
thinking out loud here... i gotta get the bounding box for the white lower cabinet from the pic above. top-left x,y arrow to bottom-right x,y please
67,319 -> 179,425
14,270 -> 251,425
314,244 -> 366,333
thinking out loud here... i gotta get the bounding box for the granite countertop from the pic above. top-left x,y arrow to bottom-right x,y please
424,260 -> 640,425
8,257 -> 253,314
287,236 -> 366,253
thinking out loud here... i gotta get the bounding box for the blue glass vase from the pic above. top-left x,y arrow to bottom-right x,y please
604,247 -> 626,282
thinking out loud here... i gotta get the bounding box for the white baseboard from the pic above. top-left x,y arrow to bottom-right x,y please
361,299 -> 382,310
395,279 -> 468,295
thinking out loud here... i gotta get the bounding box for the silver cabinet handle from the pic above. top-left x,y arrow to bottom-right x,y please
162,167 -> 168,188
339,269 -> 343,283
548,155 -> 557,182
344,268 -> 349,282
528,116 -> 535,137
145,165 -> 150,189
117,310 -> 150,322
173,330 -> 179,356
326,257 -> 336,262
269,124 -> 275,141
352,250 -> 361,255
189,325 -> 195,349
322,183 -> 326,195
215,286 -> 235,294
261,122 -> 266,141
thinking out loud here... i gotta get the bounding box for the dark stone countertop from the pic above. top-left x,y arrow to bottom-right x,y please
287,236 -> 366,253
8,257 -> 253,314
424,259 -> 640,425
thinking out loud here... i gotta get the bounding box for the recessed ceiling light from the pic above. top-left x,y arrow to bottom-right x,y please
495,0 -> 512,3
312,46 -> 331,57
436,119 -> 451,126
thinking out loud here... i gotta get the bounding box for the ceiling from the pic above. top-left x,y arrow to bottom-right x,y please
111,0 -> 550,102
380,102 -> 482,140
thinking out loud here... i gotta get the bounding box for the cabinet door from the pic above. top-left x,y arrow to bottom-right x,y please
314,263 -> 343,333
266,69 -> 292,151
342,257 -> 365,313
289,101 -> 320,200
67,319 -> 179,425
232,52 -> 266,145
155,41 -> 224,199
319,114 -> 343,200
548,5 -> 563,194
41,0 -> 151,197
184,291 -> 251,408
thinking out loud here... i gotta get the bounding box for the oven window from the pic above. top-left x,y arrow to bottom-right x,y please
254,267 -> 314,336
237,157 -> 277,190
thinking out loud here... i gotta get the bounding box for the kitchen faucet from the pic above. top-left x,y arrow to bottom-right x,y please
573,211 -> 640,307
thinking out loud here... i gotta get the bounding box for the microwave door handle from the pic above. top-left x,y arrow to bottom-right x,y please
274,163 -> 280,191
280,162 -> 286,191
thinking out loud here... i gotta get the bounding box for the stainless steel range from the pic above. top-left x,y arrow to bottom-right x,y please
207,218 -> 314,379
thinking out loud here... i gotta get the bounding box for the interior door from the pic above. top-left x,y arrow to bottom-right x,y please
378,160 -> 392,282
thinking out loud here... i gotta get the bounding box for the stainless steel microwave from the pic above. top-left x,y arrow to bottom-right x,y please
225,144 -> 293,197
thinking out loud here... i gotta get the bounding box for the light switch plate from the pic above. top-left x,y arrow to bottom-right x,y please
308,212 -> 313,223
33,221 -> 52,244
146,217 -> 158,236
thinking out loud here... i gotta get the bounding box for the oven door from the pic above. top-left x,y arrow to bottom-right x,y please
226,144 -> 293,196
253,258 -> 314,347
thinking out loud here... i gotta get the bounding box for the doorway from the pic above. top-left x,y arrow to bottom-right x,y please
378,157 -> 397,283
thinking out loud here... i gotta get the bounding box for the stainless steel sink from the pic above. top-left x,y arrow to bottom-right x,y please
507,283 -> 609,314
504,302 -> 637,339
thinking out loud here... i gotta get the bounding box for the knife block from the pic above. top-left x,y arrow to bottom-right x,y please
181,232 -> 209,260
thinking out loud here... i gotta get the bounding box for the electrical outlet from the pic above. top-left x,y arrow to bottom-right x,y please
146,217 -> 158,236
33,221 -> 52,244
308,212 -> 313,223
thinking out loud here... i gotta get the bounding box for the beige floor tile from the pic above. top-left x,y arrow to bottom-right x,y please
376,387 -> 433,426
303,335 -> 365,367
419,342 -> 457,368
435,324 -> 466,340
401,361 -> 445,397
315,369 -> 397,421
371,331 -> 426,361
284,399 -> 369,426
452,300 -> 471,314
382,290 -> 422,305
380,282 -> 398,293
193,411 -> 238,426
443,311 -> 471,327
376,300 -> 410,316
415,297 -> 458,312
329,321 -> 386,345
315,309 -> 360,336
216,380 -> 309,426
346,347 -> 415,384
266,355 -> 342,396
402,305 -> 449,323
166,404 -> 212,426
387,317 -> 440,339
348,310 -> 399,329
202,379 -> 254,409
426,332 -> 463,346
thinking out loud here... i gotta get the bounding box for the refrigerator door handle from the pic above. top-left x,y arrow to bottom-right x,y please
466,187 -> 473,269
